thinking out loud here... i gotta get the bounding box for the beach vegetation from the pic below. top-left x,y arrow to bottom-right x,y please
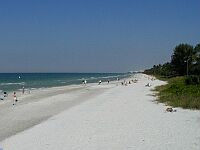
145,42 -> 200,109
155,76 -> 200,109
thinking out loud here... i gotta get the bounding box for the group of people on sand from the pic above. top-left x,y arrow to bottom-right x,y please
99,80 -> 110,85
82,79 -> 110,85
0,91 -> 19,105
145,75 -> 156,87
121,79 -> 138,86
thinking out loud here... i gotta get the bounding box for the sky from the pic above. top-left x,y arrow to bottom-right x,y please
0,0 -> 200,73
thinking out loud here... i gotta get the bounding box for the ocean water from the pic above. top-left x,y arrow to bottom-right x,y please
0,73 -> 130,92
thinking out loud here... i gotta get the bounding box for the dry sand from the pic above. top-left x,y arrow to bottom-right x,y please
0,83 -> 114,141
0,73 -> 200,150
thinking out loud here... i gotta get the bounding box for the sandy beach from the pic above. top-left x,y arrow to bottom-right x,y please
0,82 -> 115,142
0,73 -> 200,150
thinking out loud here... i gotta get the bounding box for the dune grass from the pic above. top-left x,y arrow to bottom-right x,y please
155,76 -> 200,109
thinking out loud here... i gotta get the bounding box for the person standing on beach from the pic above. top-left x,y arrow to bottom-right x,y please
13,92 -> 18,105
22,86 -> 25,94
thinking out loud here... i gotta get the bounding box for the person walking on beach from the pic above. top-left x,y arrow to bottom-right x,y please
98,80 -> 102,85
13,92 -> 18,105
82,80 -> 87,85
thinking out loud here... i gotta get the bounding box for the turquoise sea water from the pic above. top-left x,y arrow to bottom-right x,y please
0,73 -> 130,92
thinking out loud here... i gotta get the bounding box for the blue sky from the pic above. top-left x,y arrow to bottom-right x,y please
0,0 -> 200,73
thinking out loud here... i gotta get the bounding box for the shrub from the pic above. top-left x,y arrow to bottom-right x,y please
185,75 -> 200,85
155,76 -> 200,109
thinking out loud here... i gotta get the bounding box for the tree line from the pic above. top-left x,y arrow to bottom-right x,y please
144,43 -> 200,84
144,43 -> 200,77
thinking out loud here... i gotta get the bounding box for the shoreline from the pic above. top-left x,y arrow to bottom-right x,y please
0,73 -> 130,94
0,78 -> 123,142
1,73 -> 200,149
0,78 -> 123,105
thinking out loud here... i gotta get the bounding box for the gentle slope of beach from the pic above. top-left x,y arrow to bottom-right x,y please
0,83 -> 115,141
0,73 -> 200,150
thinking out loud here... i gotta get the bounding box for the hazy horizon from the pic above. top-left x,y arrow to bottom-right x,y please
0,0 -> 200,73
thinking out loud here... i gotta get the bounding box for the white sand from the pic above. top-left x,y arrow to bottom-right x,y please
0,74 -> 200,150
0,83 -> 113,141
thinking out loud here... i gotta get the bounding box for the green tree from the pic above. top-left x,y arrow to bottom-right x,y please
160,62 -> 174,77
171,44 -> 195,75
191,43 -> 200,75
